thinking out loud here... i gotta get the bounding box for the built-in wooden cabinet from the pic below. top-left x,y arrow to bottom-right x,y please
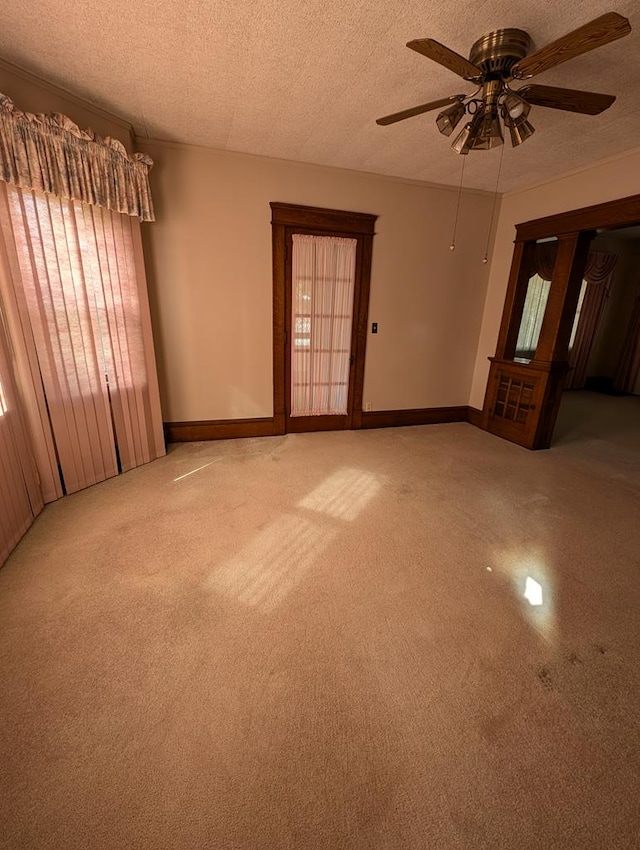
482,194 -> 640,450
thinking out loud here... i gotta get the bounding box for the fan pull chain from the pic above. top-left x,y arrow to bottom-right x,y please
449,155 -> 466,252
482,142 -> 505,264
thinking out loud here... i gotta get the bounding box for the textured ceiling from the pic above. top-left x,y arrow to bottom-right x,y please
1,0 -> 639,192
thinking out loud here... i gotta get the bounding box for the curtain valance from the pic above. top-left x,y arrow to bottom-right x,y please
0,93 -> 154,221
526,242 -> 617,284
582,251 -> 618,285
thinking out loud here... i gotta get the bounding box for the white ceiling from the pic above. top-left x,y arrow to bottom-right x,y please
1,0 -> 639,193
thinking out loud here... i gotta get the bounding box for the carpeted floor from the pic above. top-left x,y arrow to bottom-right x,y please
1,393 -> 639,849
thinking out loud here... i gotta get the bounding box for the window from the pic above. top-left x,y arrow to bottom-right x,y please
1,184 -> 164,495
569,281 -> 588,350
515,274 -> 551,361
515,274 -> 587,362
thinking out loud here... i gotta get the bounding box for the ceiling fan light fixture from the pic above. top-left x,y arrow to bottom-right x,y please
506,113 -> 535,147
451,123 -> 472,155
451,111 -> 482,155
378,14 -> 630,156
436,100 -> 466,136
503,91 -> 531,119
470,110 -> 504,150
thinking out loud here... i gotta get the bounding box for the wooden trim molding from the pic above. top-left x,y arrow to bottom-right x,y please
361,406 -> 469,429
466,407 -> 484,428
165,417 -> 277,443
270,202 -> 377,234
166,406 -> 483,442
516,193 -> 640,242
350,231 -> 374,430
271,218 -> 286,435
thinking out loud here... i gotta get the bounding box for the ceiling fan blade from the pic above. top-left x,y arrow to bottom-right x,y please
511,12 -> 631,80
376,96 -> 464,126
518,84 -> 616,115
407,39 -> 482,81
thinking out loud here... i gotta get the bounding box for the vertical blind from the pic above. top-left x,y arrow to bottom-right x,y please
0,303 -> 43,563
291,235 -> 357,417
0,182 -> 165,499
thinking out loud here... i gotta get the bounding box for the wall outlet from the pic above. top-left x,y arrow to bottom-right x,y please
365,402 -> 372,411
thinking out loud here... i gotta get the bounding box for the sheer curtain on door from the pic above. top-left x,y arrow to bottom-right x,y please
291,235 -> 357,416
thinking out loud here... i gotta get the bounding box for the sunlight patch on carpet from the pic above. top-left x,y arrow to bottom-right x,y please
297,467 -> 384,521
173,460 -> 217,481
207,513 -> 336,613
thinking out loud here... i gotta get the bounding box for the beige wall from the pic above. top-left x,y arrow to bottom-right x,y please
469,146 -> 640,410
0,59 -> 497,425
138,140 -> 494,422
6,58 -> 638,423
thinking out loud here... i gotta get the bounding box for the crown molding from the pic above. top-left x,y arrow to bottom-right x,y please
135,136 -> 496,198
0,56 -> 134,135
504,143 -> 640,199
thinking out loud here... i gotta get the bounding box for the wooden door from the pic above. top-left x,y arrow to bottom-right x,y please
285,231 -> 360,433
271,203 -> 377,435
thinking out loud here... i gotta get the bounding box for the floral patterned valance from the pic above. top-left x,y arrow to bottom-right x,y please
0,93 -> 154,221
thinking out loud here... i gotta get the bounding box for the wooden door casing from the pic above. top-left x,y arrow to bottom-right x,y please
271,203 -> 376,435
482,193 -> 640,450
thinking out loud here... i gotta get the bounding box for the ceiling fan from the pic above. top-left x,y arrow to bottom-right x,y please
376,12 -> 632,154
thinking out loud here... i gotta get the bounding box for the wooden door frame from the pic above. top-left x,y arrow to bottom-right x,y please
482,192 -> 640,449
270,202 -> 377,435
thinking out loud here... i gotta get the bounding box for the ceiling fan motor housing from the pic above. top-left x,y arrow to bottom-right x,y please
469,29 -> 531,77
